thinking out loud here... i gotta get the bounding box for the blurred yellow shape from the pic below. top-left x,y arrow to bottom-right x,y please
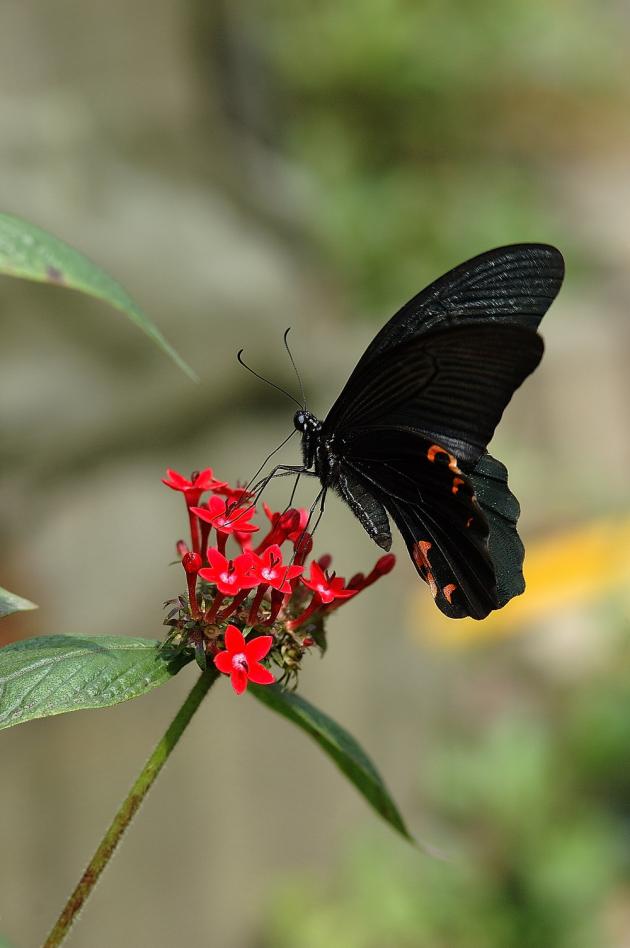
412,517 -> 630,646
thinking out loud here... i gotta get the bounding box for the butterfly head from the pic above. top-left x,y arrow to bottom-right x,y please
293,409 -> 320,435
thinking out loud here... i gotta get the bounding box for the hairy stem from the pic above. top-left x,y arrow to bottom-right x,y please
41,669 -> 219,948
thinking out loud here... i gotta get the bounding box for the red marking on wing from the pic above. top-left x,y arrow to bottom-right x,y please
413,540 -> 438,598
442,583 -> 457,604
427,443 -> 459,473
452,477 -> 465,494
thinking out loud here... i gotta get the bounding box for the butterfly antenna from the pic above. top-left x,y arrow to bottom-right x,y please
237,349 -> 303,408
283,327 -> 307,409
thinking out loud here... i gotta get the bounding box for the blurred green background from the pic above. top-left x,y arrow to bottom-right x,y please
2,2 -> 630,946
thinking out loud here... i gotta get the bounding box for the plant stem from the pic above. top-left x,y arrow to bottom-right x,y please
42,668 -> 219,948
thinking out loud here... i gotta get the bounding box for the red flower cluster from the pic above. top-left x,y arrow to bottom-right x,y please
163,466 -> 395,694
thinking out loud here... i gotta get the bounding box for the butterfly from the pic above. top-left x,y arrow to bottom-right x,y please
254,244 -> 564,619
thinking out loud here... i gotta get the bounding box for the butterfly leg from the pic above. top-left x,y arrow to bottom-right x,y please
281,485 -> 327,578
307,485 -> 328,542
250,464 -> 318,498
238,465 -> 318,520
281,471 -> 302,514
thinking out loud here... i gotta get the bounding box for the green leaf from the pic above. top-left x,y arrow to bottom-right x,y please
0,585 -> 37,619
0,212 -> 198,381
0,635 -> 190,730
250,683 -> 413,842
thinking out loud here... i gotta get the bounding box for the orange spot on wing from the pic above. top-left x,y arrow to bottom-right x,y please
443,583 -> 457,604
452,477 -> 465,494
427,443 -> 459,472
413,540 -> 438,598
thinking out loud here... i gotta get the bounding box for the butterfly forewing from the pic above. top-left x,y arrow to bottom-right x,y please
352,243 -> 564,365
323,322 -> 544,462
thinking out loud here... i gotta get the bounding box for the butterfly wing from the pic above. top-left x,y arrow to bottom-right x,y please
325,244 -> 561,434
319,244 -> 564,617
352,243 -> 563,361
469,453 -> 525,608
339,428 -> 497,618
324,321 -> 544,463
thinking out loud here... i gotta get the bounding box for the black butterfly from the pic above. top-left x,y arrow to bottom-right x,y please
256,244 -> 564,619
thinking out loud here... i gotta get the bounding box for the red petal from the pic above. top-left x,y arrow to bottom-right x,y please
207,495 -> 226,514
286,508 -> 309,540
198,567 -> 216,583
164,468 -> 190,488
247,662 -> 275,686
246,635 -> 273,662
196,469 -> 224,490
190,505 -> 213,523
225,624 -> 246,653
231,669 -> 248,695
214,651 -> 233,674
232,521 -> 259,533
207,548 -> 228,570
234,552 -> 255,573
308,561 -> 325,586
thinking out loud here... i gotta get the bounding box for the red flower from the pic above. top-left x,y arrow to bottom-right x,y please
198,549 -> 258,596
162,468 -> 225,507
215,483 -> 255,502
248,544 -> 303,594
191,496 -> 259,538
300,562 -> 357,605
214,625 -> 275,695
258,505 -> 310,551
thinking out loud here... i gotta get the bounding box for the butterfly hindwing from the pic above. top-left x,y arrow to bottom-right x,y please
386,496 -> 496,619
340,428 -> 498,618
468,453 -> 525,608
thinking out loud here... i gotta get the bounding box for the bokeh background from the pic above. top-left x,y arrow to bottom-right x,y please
2,2 -> 630,946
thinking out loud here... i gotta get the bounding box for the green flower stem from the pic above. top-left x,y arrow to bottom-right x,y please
41,668 -> 219,948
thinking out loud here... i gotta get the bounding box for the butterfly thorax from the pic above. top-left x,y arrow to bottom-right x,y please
294,409 -> 340,484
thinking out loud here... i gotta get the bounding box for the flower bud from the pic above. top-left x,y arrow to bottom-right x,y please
348,572 -> 366,589
373,554 -> 396,577
294,532 -> 313,566
182,551 -> 202,575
